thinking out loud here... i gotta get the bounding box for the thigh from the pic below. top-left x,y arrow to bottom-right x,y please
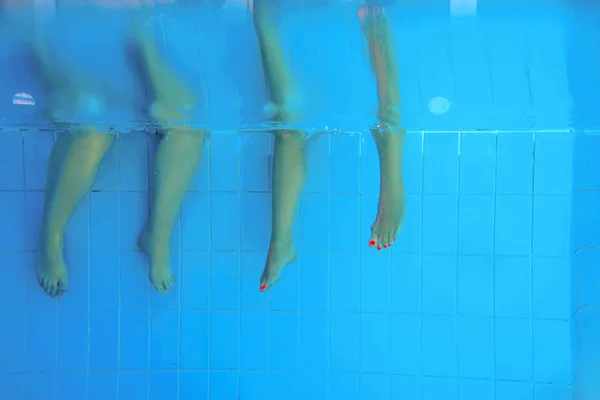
44,9 -> 146,128
151,5 -> 237,129
277,3 -> 377,131
224,7 -> 268,128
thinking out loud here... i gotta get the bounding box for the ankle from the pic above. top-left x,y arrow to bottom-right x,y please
269,235 -> 294,248
141,228 -> 169,247
40,229 -> 63,249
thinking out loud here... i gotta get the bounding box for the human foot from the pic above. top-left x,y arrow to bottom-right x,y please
369,173 -> 405,251
138,229 -> 175,294
37,239 -> 69,298
259,240 -> 297,292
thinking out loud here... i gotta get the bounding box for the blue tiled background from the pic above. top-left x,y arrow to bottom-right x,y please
0,1 -> 598,400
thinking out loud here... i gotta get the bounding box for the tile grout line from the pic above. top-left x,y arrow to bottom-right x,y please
296,161 -> 301,394
20,129 -> 29,400
207,138 -> 213,400
455,131 -> 462,397
419,130 -> 425,398
116,134 -> 123,399
237,131 -> 242,397
146,135 -> 152,400
176,135 -> 184,400
326,132 -> 332,400
54,131 -> 60,400
357,130 -> 363,394
530,131 -> 537,399
267,134 -> 272,400
387,128 -> 394,400
13,309 -> 571,319
0,248 -> 541,255
491,131 -> 499,397
0,188 -> 567,195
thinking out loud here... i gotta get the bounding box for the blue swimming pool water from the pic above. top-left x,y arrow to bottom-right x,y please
0,1 -> 599,399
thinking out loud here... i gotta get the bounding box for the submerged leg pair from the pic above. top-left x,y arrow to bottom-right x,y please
36,127 -> 205,298
255,1 -> 406,292
35,26 -> 205,298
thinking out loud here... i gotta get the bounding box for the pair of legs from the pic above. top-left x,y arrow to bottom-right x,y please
254,1 -> 406,292
35,16 -> 205,298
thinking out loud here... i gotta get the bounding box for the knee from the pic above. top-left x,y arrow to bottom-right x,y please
379,105 -> 401,127
70,126 -> 115,151
50,94 -> 110,127
150,102 -> 198,127
275,129 -> 308,142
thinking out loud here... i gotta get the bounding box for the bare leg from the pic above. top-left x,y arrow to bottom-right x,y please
38,128 -> 114,297
138,128 -> 205,294
31,25 -> 115,297
260,130 -> 306,292
361,5 -> 406,250
132,13 -> 196,125
133,16 -> 206,294
254,0 -> 305,292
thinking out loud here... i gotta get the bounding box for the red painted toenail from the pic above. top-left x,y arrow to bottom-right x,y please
369,239 -> 376,246
259,284 -> 267,291
383,244 -> 387,248
377,247 -> 381,251
389,243 -> 392,247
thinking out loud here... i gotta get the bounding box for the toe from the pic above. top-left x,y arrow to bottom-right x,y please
166,276 -> 175,292
166,274 -> 175,287
162,277 -> 175,293
369,228 -> 379,248
58,278 -> 68,292
156,283 -> 168,295
260,272 -> 280,293
391,228 -> 399,243
151,278 -> 167,295
44,281 -> 54,297
382,233 -> 390,249
52,279 -> 67,298
259,269 -> 269,292
377,233 -> 386,250
259,274 -> 272,293
48,282 -> 57,298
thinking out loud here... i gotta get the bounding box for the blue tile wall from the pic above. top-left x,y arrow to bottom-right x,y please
571,130 -> 600,400
570,2 -> 600,399
0,128 -> 581,400
0,1 -> 597,400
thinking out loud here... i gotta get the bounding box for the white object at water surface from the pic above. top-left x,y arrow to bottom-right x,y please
13,93 -> 35,106
451,0 -> 477,16
428,97 -> 451,115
